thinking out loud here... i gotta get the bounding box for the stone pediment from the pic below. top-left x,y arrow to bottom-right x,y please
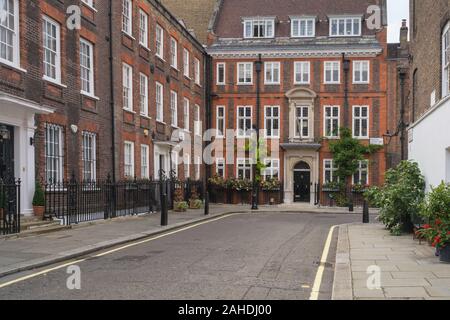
285,88 -> 317,100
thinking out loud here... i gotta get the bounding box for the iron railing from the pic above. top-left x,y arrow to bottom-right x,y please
45,175 -> 165,225
0,178 -> 21,235
318,184 -> 368,208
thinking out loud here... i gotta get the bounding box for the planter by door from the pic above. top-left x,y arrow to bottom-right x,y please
439,246 -> 450,263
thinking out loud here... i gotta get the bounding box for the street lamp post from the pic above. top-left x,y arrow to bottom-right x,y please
251,54 -> 262,210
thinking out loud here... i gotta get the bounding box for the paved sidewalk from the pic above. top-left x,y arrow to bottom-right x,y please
333,223 -> 450,300
0,204 -> 361,279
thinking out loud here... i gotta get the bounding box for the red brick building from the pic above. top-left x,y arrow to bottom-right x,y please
206,0 -> 391,205
0,0 -> 206,216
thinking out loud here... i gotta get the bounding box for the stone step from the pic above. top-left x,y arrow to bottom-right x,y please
18,224 -> 71,238
20,219 -> 61,231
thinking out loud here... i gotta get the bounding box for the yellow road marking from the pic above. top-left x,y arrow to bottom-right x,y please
309,225 -> 337,300
0,213 -> 240,289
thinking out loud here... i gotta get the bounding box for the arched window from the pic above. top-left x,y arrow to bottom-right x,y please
443,22 -> 450,97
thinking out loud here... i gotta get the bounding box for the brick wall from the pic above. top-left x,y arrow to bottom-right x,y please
410,0 -> 450,120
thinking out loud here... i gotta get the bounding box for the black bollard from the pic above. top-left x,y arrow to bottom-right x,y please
363,200 -> 369,223
161,193 -> 168,226
204,191 -> 210,216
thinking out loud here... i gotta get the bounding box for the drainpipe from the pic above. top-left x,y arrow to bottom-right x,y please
399,70 -> 407,161
108,0 -> 116,182
204,53 -> 213,215
342,53 -> 351,127
251,54 -> 262,210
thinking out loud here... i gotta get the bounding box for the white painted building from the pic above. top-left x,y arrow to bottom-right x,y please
408,96 -> 450,191
0,93 -> 53,215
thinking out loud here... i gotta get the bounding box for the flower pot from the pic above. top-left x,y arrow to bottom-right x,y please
439,246 -> 450,263
33,206 -> 45,219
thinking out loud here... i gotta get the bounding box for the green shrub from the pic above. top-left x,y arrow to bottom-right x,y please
366,161 -> 425,234
421,182 -> 450,222
174,201 -> 188,212
189,199 -> 203,209
32,182 -> 45,207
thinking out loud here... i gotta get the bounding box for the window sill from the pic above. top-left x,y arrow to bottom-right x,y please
140,114 -> 152,120
156,120 -> 166,125
0,61 -> 27,73
324,82 -> 341,85
353,136 -> 370,140
139,44 -> 150,51
353,82 -> 370,85
156,55 -> 165,62
81,2 -> 98,12
294,82 -> 311,85
265,82 -> 280,86
122,31 -> 136,41
44,77 -> 67,88
81,91 -> 100,100
237,83 -> 253,86
123,108 -> 136,114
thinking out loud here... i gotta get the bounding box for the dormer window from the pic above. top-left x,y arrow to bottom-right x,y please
291,18 -> 315,38
243,18 -> 275,39
329,17 -> 361,37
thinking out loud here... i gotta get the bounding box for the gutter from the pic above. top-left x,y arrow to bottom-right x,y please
108,0 -> 116,181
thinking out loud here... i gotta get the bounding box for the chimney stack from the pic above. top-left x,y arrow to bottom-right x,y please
400,19 -> 408,50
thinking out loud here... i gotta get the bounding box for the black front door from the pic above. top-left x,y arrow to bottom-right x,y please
0,125 -> 14,180
294,171 -> 311,202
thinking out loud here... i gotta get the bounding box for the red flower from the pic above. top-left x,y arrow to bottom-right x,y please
423,224 -> 431,229
447,231 -> 450,235
435,219 -> 442,225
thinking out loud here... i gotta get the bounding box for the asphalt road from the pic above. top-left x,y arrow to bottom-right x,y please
0,212 -> 361,300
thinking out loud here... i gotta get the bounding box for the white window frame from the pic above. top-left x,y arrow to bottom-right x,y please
216,105 -> 225,138
141,144 -> 150,179
183,48 -> 190,78
183,98 -> 190,131
295,105 -> 310,138
139,73 -> 148,116
442,22 -> 450,97
264,105 -> 280,138
324,61 -> 340,84
170,90 -> 178,127
42,15 -> 61,84
194,104 -> 201,136
124,141 -> 135,178
45,124 -> 64,184
170,37 -> 178,69
216,62 -> 226,85
237,106 -> 253,138
82,131 -> 97,182
352,105 -> 370,139
237,62 -> 253,85
139,9 -> 148,48
122,63 -> 133,111
216,158 -> 225,178
0,0 -> 20,68
155,81 -> 164,122
155,24 -> 164,59
122,0 -> 132,36
324,105 -> 340,138
184,153 -> 191,178
236,158 -> 252,180
353,61 -> 370,84
262,158 -> 280,180
324,159 -> 338,184
80,38 -> 95,96
264,62 -> 280,85
243,18 -> 275,39
353,160 -> 369,185
291,18 -> 315,38
294,61 -> 310,84
329,17 -> 362,37
194,57 -> 201,85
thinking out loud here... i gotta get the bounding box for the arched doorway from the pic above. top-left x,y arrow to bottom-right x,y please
293,161 -> 311,202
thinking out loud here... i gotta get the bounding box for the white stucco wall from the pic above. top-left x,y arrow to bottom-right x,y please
408,96 -> 450,191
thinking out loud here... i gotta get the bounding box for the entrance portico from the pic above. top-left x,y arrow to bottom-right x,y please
0,93 -> 53,215
282,87 -> 320,205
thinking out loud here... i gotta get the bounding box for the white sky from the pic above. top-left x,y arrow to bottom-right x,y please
387,0 -> 410,43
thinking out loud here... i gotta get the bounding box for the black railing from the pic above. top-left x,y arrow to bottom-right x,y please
319,184 -> 368,208
0,178 -> 21,235
208,184 -> 284,205
45,176 -> 163,225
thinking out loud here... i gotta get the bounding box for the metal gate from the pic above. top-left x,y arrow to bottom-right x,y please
0,178 -> 21,235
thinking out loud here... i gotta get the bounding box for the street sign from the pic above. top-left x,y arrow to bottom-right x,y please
370,138 -> 384,146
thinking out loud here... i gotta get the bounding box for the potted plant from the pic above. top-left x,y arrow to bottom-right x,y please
33,182 -> 45,218
189,187 -> 203,209
431,220 -> 450,263
173,188 -> 187,212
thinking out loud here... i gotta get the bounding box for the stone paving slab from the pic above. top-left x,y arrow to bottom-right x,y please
332,223 -> 450,300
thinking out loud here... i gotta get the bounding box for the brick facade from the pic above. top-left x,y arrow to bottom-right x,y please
410,0 -> 450,120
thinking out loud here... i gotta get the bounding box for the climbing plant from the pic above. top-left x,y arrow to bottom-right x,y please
328,127 -> 382,183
